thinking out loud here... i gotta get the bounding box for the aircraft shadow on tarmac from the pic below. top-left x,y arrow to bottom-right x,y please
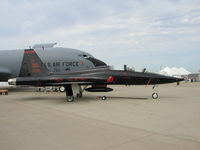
18,96 -> 65,104
18,95 -> 149,104
96,96 -> 149,101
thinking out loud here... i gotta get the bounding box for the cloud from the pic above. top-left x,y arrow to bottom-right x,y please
0,0 -> 199,72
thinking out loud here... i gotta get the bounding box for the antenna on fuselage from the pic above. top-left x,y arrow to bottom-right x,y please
33,42 -> 57,49
124,64 -> 134,71
142,68 -> 146,73
124,64 -> 127,71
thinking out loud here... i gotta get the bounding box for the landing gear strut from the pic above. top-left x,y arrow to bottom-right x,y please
152,84 -> 159,99
65,84 -> 74,102
64,84 -> 83,102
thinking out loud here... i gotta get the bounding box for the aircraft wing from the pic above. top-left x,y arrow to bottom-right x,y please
9,68 -> 183,87
10,70 -> 109,86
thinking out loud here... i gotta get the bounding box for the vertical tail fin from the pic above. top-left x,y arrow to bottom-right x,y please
19,49 -> 49,77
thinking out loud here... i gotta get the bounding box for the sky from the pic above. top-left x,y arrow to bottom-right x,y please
0,0 -> 200,72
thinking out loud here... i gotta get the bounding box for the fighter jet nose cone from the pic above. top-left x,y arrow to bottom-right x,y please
8,78 -> 16,85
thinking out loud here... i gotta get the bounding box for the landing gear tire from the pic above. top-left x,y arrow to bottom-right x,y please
101,96 -> 107,100
59,86 -> 65,92
152,93 -> 158,99
66,96 -> 74,102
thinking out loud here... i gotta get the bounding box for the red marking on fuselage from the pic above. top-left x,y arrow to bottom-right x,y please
68,78 -> 87,81
32,69 -> 41,73
78,78 -> 87,80
32,63 -> 39,68
79,62 -> 85,65
107,76 -> 114,83
54,78 -> 64,83
24,50 -> 35,54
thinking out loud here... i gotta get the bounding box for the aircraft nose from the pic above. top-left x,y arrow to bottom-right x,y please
8,78 -> 16,85
176,77 -> 184,82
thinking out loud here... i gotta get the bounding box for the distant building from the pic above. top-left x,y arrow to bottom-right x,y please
188,73 -> 200,82
158,67 -> 191,78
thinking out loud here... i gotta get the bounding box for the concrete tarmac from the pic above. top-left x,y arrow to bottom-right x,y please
0,83 -> 200,150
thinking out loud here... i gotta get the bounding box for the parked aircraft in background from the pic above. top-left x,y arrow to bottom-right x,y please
0,43 -> 106,82
8,47 -> 183,102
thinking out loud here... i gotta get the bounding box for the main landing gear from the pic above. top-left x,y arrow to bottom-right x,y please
64,84 -> 83,102
152,84 -> 159,99
64,84 -> 159,101
65,85 -> 74,102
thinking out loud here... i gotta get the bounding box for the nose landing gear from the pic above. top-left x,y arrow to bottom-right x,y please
152,92 -> 158,99
65,85 -> 74,102
101,96 -> 107,100
152,84 -> 159,99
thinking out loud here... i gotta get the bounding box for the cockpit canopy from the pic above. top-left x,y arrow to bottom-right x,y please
78,54 -> 107,67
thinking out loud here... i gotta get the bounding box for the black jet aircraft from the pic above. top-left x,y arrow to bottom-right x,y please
8,49 -> 183,102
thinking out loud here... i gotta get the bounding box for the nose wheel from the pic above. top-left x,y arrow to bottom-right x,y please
152,92 -> 158,99
66,96 -> 74,102
152,84 -> 159,99
101,96 -> 107,100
